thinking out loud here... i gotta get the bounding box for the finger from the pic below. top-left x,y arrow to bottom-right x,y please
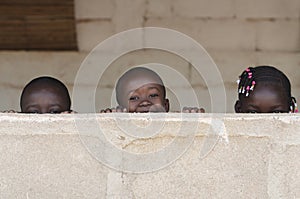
116,107 -> 122,112
191,107 -> 198,113
182,107 -> 189,113
199,108 -> 205,113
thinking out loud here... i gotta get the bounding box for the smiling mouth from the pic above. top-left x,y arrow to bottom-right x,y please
136,105 -> 166,113
136,108 -> 151,113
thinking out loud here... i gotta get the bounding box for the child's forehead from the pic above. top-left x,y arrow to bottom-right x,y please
25,83 -> 65,95
247,83 -> 288,99
22,87 -> 69,105
122,75 -> 163,91
125,73 -> 161,83
255,81 -> 284,90
125,69 -> 160,79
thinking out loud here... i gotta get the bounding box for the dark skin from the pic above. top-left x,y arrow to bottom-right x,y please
119,83 -> 169,113
235,84 -> 290,113
182,107 -> 205,113
101,70 -> 169,113
21,85 -> 71,114
119,72 -> 169,113
100,68 -> 205,113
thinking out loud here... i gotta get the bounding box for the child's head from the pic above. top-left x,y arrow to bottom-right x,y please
116,67 -> 169,113
235,65 -> 297,113
20,76 -> 71,113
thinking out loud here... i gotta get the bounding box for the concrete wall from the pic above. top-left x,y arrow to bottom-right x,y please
0,113 -> 299,198
1,0 -> 300,112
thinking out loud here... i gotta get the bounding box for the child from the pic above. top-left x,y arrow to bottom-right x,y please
235,65 -> 297,113
20,76 -> 72,114
101,67 -> 170,113
101,67 -> 205,113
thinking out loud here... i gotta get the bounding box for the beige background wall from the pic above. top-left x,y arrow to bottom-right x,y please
1,0 -> 300,112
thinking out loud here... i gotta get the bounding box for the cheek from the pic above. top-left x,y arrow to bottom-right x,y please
127,101 -> 138,110
240,103 -> 248,111
150,98 -> 165,105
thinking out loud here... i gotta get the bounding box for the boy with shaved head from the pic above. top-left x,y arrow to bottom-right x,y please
20,76 -> 72,114
101,67 -> 205,113
101,67 -> 169,113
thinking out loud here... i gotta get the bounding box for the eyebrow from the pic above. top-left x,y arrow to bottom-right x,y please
269,105 -> 286,109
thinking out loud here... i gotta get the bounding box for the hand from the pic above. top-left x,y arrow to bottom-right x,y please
100,106 -> 127,113
1,110 -> 18,113
182,107 -> 205,113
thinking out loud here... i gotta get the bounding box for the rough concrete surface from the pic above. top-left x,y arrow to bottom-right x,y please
0,113 -> 299,198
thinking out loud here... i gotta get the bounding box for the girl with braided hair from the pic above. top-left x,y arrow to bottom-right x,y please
235,65 -> 298,113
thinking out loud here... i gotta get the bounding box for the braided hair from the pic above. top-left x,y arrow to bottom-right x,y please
237,65 -> 297,112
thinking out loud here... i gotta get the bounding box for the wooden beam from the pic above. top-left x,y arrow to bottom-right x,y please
0,0 -> 77,50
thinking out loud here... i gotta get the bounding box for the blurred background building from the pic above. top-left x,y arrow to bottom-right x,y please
0,0 -> 299,112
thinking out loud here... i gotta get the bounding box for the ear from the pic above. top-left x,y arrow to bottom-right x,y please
164,99 -> 170,112
234,100 -> 242,113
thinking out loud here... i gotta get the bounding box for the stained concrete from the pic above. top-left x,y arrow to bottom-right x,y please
0,113 -> 299,198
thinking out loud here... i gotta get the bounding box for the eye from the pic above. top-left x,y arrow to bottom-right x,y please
247,110 -> 258,114
272,110 -> 285,113
149,93 -> 159,98
50,110 -> 61,114
26,109 -> 40,114
129,96 -> 139,101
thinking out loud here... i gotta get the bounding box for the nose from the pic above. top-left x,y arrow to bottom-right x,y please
138,99 -> 152,107
40,107 -> 48,114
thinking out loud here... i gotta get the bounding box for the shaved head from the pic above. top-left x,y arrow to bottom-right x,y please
20,76 -> 71,113
115,67 -> 169,113
116,67 -> 166,104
